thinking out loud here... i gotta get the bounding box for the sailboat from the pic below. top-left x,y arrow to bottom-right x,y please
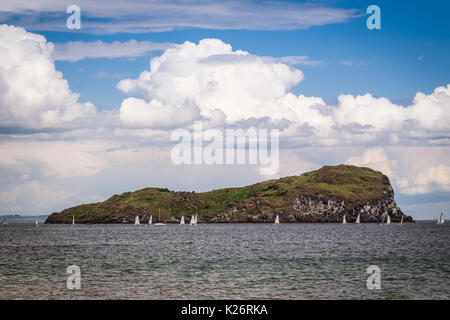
355,213 -> 360,224
342,215 -> 347,224
148,215 -> 152,225
155,208 -> 166,226
386,215 -> 391,225
34,220 -> 38,227
274,215 -> 280,225
190,214 -> 198,226
72,216 -> 75,226
400,216 -> 403,224
135,215 -> 140,225
180,216 -> 185,225
437,212 -> 445,224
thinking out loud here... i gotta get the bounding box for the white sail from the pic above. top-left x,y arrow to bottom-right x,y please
135,215 -> 140,225
72,216 -> 75,225
356,214 -> 360,224
195,214 -> 198,225
400,216 -> 403,224
274,215 -> 280,224
437,212 -> 444,224
180,216 -> 185,225
149,215 -> 152,225
35,220 -> 38,226
343,215 -> 346,224
190,215 -> 195,225
386,215 -> 391,225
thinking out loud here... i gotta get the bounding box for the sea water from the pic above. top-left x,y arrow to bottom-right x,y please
0,221 -> 448,299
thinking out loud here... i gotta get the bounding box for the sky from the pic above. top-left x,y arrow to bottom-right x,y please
0,0 -> 449,219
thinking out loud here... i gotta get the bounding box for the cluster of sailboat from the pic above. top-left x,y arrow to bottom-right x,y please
1,212 -> 445,226
341,212 -> 445,225
273,213 -> 405,225
133,211 -> 199,226
342,213 -> 399,224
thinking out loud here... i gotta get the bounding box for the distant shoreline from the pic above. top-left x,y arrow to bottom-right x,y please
43,220 -> 419,225
1,215 -> 48,219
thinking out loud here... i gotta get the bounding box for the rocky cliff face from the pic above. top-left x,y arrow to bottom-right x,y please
45,165 -> 413,224
207,186 -> 409,223
211,194 -> 408,223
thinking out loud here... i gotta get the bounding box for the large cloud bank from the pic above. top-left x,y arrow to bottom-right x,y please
0,26 -> 449,215
117,38 -> 450,147
117,39 -> 307,126
0,24 -> 96,130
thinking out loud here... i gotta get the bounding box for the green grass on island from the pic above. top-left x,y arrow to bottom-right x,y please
46,164 -> 395,223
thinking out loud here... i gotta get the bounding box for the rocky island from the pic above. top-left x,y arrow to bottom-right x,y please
45,165 -> 413,224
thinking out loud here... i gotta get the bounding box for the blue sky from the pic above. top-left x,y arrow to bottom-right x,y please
0,0 -> 449,219
33,0 -> 450,109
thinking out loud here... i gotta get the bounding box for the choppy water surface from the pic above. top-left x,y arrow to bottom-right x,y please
0,222 -> 448,299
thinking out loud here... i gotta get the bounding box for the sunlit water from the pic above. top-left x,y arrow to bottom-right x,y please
0,221 -> 448,299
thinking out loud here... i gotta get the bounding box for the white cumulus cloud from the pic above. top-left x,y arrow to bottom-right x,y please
0,24 -> 96,130
116,38 -> 450,149
119,97 -> 201,129
117,38 -> 307,124
334,86 -> 450,133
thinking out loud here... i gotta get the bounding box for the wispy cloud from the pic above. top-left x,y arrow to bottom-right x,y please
90,71 -> 125,79
341,60 -> 367,67
277,56 -> 325,67
199,53 -> 325,68
0,0 -> 362,34
53,40 -> 172,61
